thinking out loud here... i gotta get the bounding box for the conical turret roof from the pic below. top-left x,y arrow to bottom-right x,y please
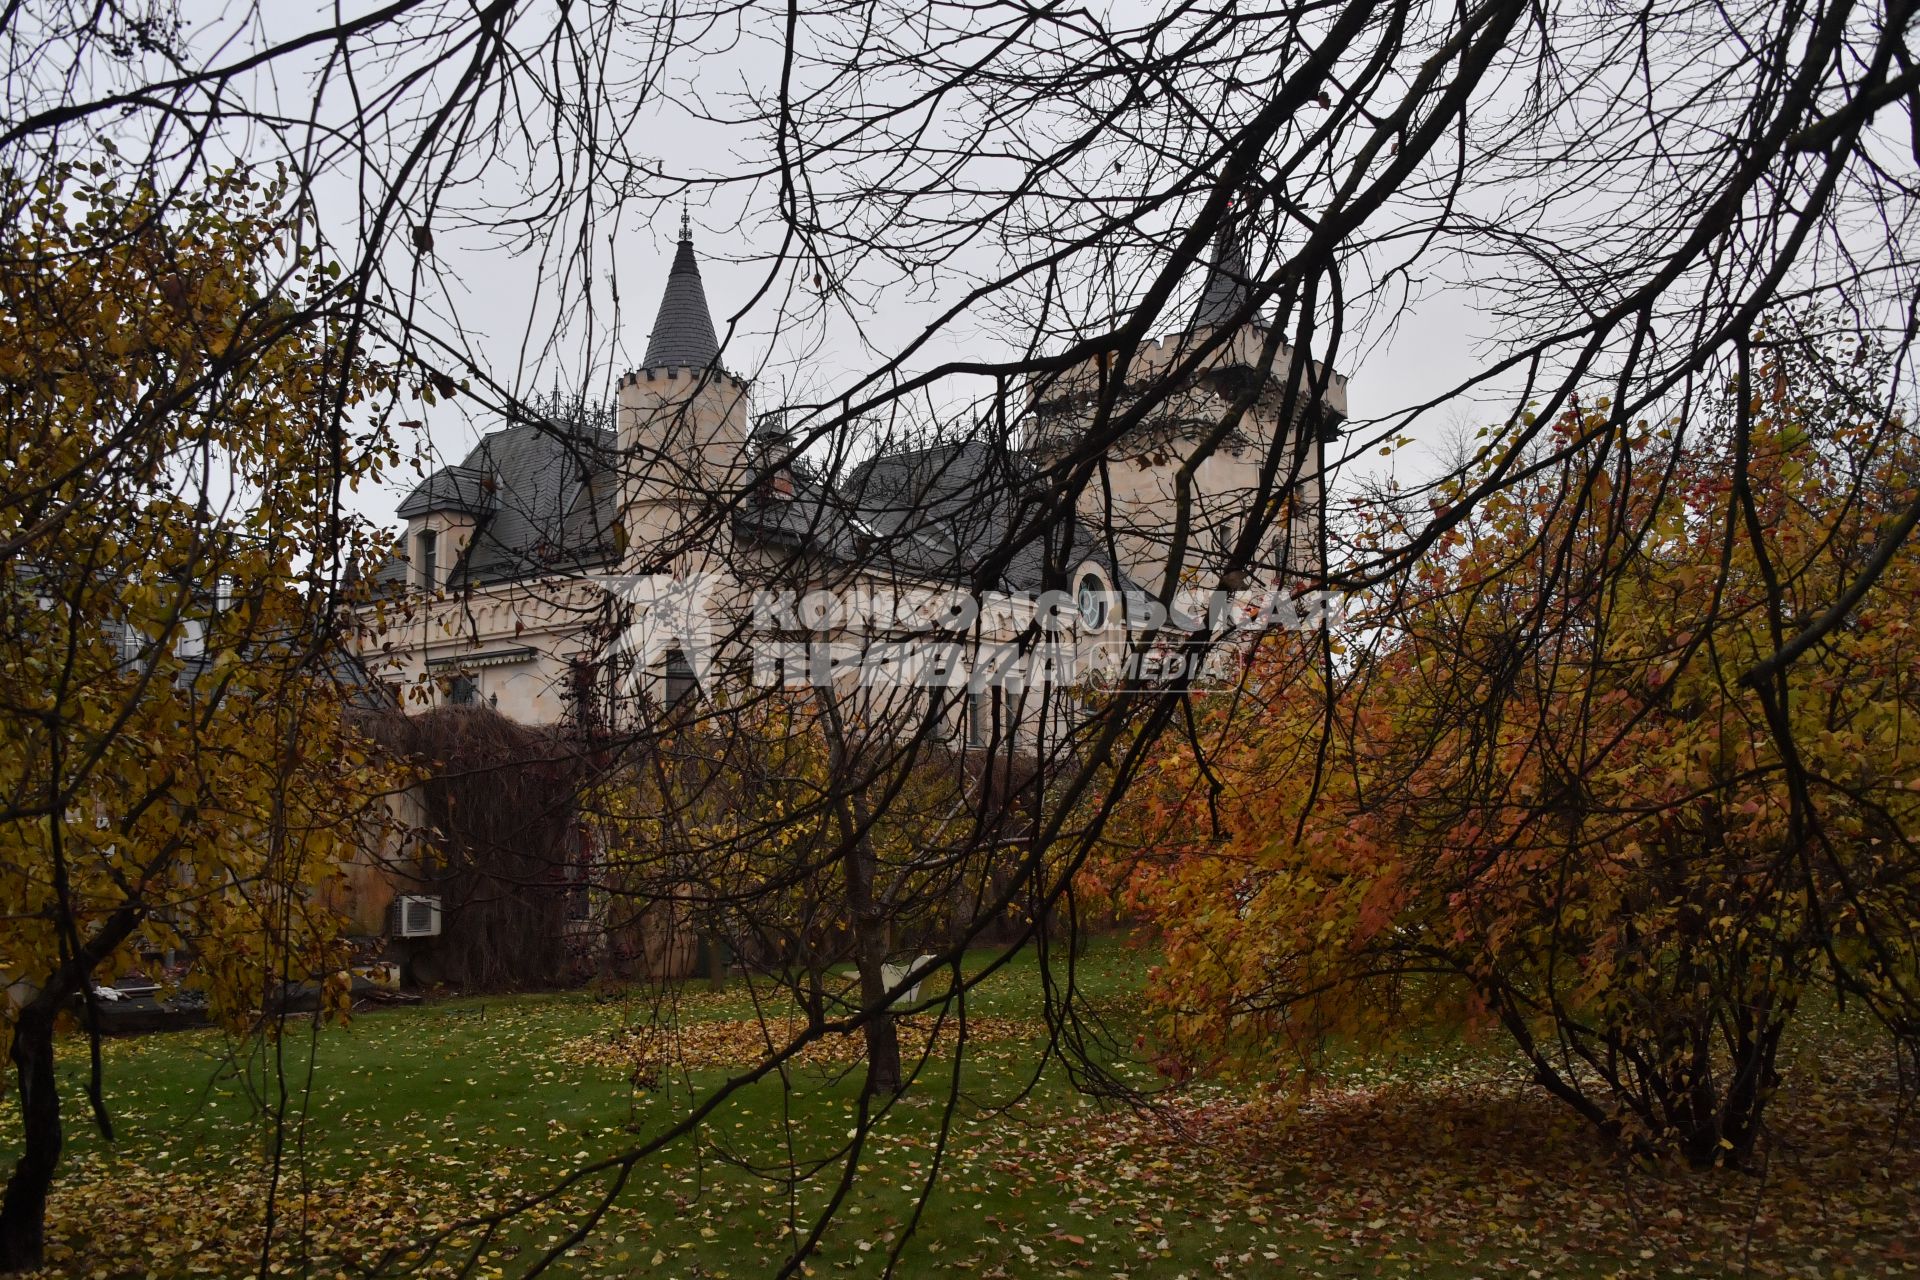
643,213 -> 722,370
1191,211 -> 1253,332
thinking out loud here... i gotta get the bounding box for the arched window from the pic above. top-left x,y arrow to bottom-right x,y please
1075,570 -> 1109,631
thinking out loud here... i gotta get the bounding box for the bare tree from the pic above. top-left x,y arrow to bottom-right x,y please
3,0 -> 1919,1272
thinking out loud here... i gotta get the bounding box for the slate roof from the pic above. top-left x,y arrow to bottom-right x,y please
458,422 -> 619,584
1191,216 -> 1253,332
387,422 -> 1112,597
734,438 -> 1131,596
642,217 -> 722,371
730,453 -> 861,561
396,465 -> 492,519
385,419 -> 619,588
845,441 -> 1095,591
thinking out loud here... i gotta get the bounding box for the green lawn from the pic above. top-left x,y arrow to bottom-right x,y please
7,939 -> 1917,1278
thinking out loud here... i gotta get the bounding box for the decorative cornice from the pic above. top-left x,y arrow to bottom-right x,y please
426,646 -> 540,670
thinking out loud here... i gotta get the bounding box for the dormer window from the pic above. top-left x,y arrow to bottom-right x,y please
416,529 -> 438,591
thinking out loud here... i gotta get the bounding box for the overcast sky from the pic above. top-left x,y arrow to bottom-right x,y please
353,173 -> 1491,551
146,0 -> 1522,538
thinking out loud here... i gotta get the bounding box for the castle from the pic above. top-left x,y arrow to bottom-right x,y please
358,214 -> 1348,734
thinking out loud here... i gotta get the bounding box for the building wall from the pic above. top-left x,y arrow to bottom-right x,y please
359,575 -> 607,723
316,785 -> 428,939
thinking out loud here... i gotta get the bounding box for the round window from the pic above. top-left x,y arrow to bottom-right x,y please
1076,572 -> 1108,630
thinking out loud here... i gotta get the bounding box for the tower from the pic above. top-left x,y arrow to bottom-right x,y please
1025,209 -> 1347,599
618,212 -> 752,571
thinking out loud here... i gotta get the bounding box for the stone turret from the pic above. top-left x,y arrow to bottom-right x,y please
1025,208 -> 1347,597
619,214 -> 751,569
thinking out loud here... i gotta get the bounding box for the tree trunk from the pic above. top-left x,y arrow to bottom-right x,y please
839,782 -> 902,1096
848,890 -> 903,1098
0,1007 -> 61,1272
0,905 -> 140,1272
815,692 -> 904,1099
1698,1008 -> 1787,1168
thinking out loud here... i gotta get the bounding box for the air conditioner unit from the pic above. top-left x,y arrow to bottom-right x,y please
879,954 -> 938,1009
387,894 -> 442,939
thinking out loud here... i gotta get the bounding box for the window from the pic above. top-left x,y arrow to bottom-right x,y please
664,648 -> 696,708
447,675 -> 478,705
416,528 -> 438,591
1076,571 -> 1109,630
967,688 -> 993,748
175,618 -> 205,660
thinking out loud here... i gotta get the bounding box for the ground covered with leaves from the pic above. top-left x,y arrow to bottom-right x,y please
6,941 -> 1916,1278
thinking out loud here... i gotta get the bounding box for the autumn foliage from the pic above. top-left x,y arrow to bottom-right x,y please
1118,341 -> 1920,1165
0,160 -> 399,1267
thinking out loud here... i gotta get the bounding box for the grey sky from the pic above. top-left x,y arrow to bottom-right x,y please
146,0 -> 1653,545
